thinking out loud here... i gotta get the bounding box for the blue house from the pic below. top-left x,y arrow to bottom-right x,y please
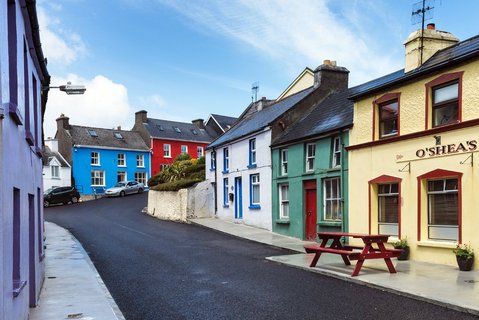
55,115 -> 151,195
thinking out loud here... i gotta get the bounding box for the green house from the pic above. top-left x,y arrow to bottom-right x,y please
271,90 -> 353,241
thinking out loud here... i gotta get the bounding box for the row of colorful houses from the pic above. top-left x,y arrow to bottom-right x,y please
205,24 -> 479,268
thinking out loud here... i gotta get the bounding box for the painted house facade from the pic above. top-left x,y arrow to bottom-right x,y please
1,0 -> 50,318
55,115 -> 150,195
271,89 -> 353,240
133,110 -> 213,176
347,24 -> 479,268
42,139 -> 71,190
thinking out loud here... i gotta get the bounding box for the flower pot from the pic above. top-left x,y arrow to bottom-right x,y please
456,256 -> 474,271
396,246 -> 410,260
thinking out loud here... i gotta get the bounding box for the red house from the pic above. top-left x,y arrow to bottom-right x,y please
133,110 -> 236,176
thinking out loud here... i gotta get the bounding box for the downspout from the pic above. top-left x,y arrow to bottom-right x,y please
213,148 -> 218,215
340,131 -> 346,233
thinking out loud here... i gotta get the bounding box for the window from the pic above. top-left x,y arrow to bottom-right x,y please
428,178 -> 458,241
51,165 -> 60,179
181,145 -> 188,154
117,171 -> 126,182
197,146 -> 204,158
249,138 -> 256,167
87,129 -> 98,137
223,147 -> 229,173
191,129 -> 198,135
332,136 -> 341,167
280,148 -> 288,175
114,132 -> 123,139
223,178 -> 229,206
279,184 -> 289,219
432,82 -> 459,127
378,183 -> 399,236
135,172 -> 147,184
137,154 -> 144,167
24,40 -> 33,145
91,152 -> 100,165
210,151 -> 216,170
323,178 -> 341,221
117,153 -> 126,166
91,170 -> 105,186
164,144 -> 171,158
250,174 -> 260,208
379,100 -> 399,138
305,143 -> 315,172
157,125 -> 164,131
160,164 -> 169,171
173,126 -> 181,133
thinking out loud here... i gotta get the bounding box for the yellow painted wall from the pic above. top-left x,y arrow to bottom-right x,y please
276,69 -> 314,101
349,61 -> 479,268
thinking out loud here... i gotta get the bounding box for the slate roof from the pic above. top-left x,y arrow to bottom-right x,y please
210,114 -> 237,130
207,86 -> 315,149
68,125 -> 150,151
144,118 -> 212,143
272,89 -> 354,147
42,146 -> 70,167
350,34 -> 479,99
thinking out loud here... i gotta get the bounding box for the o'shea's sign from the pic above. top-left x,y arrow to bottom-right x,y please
415,140 -> 477,158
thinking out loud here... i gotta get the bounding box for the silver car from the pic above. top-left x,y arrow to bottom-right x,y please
105,181 -> 145,197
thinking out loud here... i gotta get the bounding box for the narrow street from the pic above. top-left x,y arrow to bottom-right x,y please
45,195 -> 475,320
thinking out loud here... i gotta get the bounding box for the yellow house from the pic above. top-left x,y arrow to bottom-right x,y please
276,67 -> 314,101
347,24 -> 479,268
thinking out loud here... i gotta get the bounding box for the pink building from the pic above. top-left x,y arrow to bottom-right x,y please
1,1 -> 50,319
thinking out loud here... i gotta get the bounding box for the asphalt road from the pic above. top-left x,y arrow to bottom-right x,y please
45,194 -> 475,320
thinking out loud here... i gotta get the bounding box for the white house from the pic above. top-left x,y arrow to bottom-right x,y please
1,1 -> 50,319
42,139 -> 71,190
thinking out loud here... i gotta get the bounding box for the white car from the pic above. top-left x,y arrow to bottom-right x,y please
105,181 -> 145,197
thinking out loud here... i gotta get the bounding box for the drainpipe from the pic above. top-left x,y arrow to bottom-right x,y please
340,131 -> 346,234
213,148 -> 218,215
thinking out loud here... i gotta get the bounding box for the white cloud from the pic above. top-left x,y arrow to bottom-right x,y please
138,94 -> 167,109
44,74 -> 133,138
37,6 -> 87,66
157,0 -> 402,85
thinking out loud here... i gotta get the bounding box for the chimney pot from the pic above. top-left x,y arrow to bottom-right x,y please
323,59 -> 331,65
427,23 -> 435,30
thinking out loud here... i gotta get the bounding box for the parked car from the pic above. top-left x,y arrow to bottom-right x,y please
44,186 -> 80,207
105,181 -> 145,197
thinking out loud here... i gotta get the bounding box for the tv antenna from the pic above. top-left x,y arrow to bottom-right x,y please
251,81 -> 259,102
411,0 -> 435,65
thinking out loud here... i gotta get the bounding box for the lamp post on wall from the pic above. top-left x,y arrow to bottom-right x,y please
44,81 -> 86,95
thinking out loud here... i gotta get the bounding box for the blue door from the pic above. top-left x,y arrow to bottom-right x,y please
235,177 -> 243,219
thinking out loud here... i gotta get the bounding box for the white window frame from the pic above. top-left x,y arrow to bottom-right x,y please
181,145 -> 188,154
378,183 -> 399,236
135,172 -> 147,184
118,153 -> 126,167
223,178 -> 229,206
117,171 -> 127,182
249,138 -> 256,166
250,174 -> 260,206
197,146 -> 204,158
332,136 -> 341,168
91,151 -> 100,166
164,144 -> 171,158
51,165 -> 60,179
427,178 -> 459,241
280,148 -> 288,176
137,154 -> 145,167
323,177 -> 341,221
91,170 -> 105,186
279,184 -> 289,219
305,143 -> 315,172
223,147 -> 229,172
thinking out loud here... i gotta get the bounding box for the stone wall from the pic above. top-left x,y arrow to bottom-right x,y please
147,181 -> 214,222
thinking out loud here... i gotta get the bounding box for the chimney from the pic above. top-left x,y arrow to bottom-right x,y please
45,138 -> 59,152
313,60 -> 349,90
56,114 -> 70,130
192,119 -> 205,129
135,110 -> 148,125
117,126 -> 121,131
257,97 -> 267,111
404,24 -> 459,72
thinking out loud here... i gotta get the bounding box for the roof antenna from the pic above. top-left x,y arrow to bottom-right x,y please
411,0 -> 435,65
251,81 -> 259,102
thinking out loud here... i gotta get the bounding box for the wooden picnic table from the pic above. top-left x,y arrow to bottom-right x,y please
304,232 -> 403,277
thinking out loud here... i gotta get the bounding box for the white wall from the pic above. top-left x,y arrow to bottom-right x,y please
42,158 -> 72,190
214,129 -> 273,230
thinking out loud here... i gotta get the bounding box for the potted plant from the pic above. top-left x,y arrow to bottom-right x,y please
393,238 -> 409,260
453,243 -> 474,271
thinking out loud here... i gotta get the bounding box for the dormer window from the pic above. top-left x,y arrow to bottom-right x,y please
88,129 -> 97,137
157,125 -> 164,131
173,126 -> 181,133
114,132 -> 123,139
191,129 -> 198,135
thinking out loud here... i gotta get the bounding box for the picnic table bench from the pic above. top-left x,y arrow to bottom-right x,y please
304,232 -> 403,277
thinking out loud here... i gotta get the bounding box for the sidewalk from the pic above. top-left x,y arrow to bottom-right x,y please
189,217 -> 479,316
30,222 -> 124,320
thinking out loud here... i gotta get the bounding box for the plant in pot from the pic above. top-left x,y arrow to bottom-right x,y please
453,243 -> 474,271
393,238 -> 409,260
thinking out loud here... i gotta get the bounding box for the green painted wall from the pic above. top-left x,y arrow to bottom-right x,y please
272,132 -> 349,240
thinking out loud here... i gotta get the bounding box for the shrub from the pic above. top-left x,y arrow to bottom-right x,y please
174,153 -> 191,162
152,178 -> 203,191
197,156 -> 205,165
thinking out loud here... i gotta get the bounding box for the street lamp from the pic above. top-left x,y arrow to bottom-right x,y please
44,81 -> 86,95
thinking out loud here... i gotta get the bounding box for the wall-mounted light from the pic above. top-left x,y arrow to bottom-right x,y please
433,135 -> 441,145
43,81 -> 86,95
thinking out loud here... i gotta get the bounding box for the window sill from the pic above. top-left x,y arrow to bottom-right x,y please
318,221 -> 342,227
275,219 -> 290,224
249,205 -> 261,210
13,280 -> 27,298
303,171 -> 315,176
91,164 -> 101,167
5,102 -> 23,125
118,165 -> 126,167
25,131 -> 35,146
247,164 -> 257,169
164,156 -> 172,159
51,177 -> 61,180
223,204 -> 229,208
222,170 -> 229,174
417,240 -> 457,249
318,168 -> 341,174
137,166 -> 145,168
210,168 -> 216,172
34,146 -> 42,158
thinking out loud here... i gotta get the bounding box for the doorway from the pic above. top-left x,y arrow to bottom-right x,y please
304,180 -> 317,241
234,177 -> 243,219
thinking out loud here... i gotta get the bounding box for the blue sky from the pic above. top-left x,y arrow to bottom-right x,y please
38,0 -> 479,138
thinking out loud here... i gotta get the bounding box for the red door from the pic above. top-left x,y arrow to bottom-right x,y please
304,180 -> 317,241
